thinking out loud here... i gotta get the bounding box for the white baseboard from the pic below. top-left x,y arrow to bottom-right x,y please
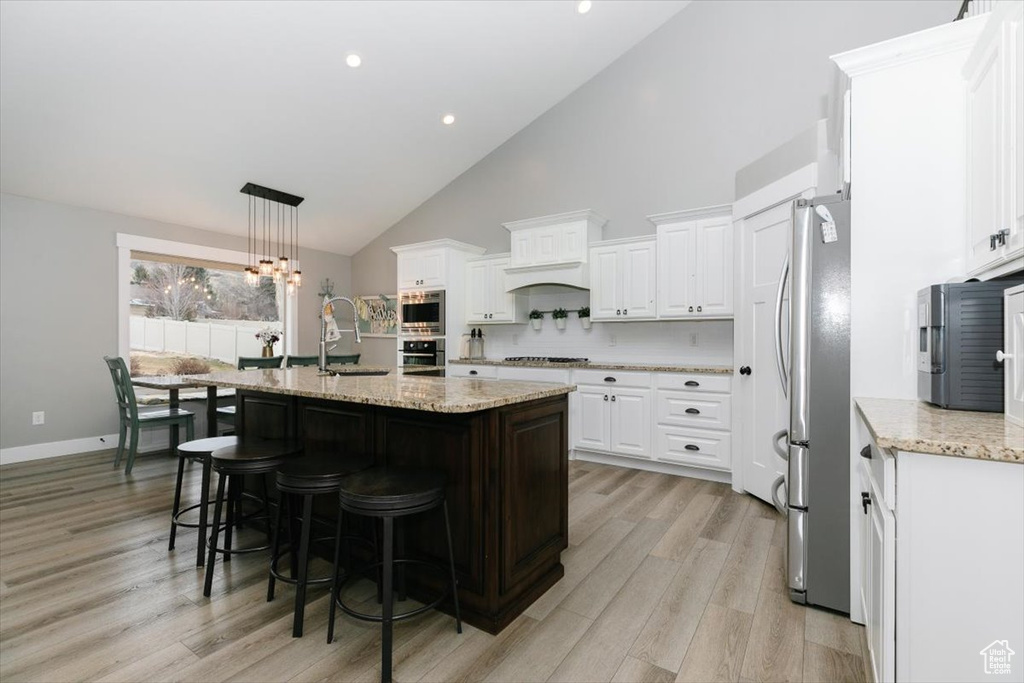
572,449 -> 732,484
0,431 -> 175,466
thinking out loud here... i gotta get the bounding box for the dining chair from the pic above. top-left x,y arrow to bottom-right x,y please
103,356 -> 195,475
216,356 -> 284,429
285,355 -> 318,367
285,354 -> 361,367
328,353 -> 360,365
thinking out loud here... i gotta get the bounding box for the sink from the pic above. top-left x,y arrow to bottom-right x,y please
323,368 -> 390,377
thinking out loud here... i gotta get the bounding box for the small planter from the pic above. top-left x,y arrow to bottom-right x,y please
531,318 -> 543,331
555,318 -> 566,331
580,317 -> 592,330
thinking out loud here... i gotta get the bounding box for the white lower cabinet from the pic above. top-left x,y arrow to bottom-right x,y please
652,373 -> 732,471
573,372 -> 653,460
856,418 -> 1024,683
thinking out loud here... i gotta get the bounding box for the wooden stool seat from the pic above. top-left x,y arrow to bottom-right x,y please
169,436 -> 238,567
337,468 -> 447,513
276,453 -> 374,494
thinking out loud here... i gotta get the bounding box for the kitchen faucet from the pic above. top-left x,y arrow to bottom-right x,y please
319,296 -> 361,371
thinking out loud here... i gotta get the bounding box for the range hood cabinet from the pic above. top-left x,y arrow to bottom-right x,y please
502,209 -> 607,292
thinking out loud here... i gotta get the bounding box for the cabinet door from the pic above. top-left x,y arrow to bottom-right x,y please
867,483 -> 895,683
695,217 -> 733,317
857,462 -> 872,628
621,241 -> 657,319
397,253 -> 421,290
562,223 -> 587,262
966,31 -> 1005,274
589,245 -> 621,320
1009,7 -> 1024,255
418,249 -> 446,289
656,222 -> 697,318
610,388 -> 652,458
465,261 -> 491,323
488,257 -> 518,322
532,227 -> 561,265
510,231 -> 533,267
574,386 -> 611,452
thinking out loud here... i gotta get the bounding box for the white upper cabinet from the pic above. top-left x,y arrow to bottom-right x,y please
464,254 -> 525,324
588,238 -> 657,321
650,205 -> 734,318
965,1 -> 1024,278
397,247 -> 447,290
502,210 -> 607,290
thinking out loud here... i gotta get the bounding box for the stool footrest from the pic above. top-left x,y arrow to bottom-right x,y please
334,559 -> 451,624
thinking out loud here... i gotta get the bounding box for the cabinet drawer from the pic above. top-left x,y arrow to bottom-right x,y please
655,426 -> 731,471
496,366 -> 571,384
573,369 -> 651,388
449,365 -> 497,379
654,373 -> 731,394
656,390 -> 731,430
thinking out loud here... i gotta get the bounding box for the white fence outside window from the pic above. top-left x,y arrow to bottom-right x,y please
130,315 -> 270,362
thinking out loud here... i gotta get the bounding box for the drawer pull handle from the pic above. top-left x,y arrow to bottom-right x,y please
604,377 -> 617,383
859,445 -> 872,460
684,380 -> 700,387
685,408 -> 701,415
469,370 -> 478,376
684,444 -> 700,451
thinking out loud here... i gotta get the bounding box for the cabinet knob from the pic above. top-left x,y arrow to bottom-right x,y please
685,408 -> 700,415
684,444 -> 700,451
604,394 -> 609,401
739,366 -> 752,376
469,370 -> 478,376
616,309 -> 621,315
688,306 -> 694,312
697,305 -> 702,313
623,308 -> 628,315
611,395 -> 616,402
859,445 -> 872,460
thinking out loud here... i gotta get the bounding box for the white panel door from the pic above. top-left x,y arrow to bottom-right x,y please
397,253 -> 420,290
533,227 -> 561,265
589,245 -> 621,320
575,386 -> 611,452
417,249 -> 446,289
562,223 -> 587,262
656,222 -> 697,318
621,241 -> 657,319
695,217 -> 734,317
737,202 -> 792,504
488,257 -> 516,322
966,31 -> 1004,274
867,482 -> 895,683
510,232 -> 533,267
609,388 -> 651,458
465,261 -> 491,323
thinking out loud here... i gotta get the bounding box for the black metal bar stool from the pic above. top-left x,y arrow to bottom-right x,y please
203,438 -> 303,597
267,452 -> 373,638
169,436 -> 238,567
327,467 -> 461,683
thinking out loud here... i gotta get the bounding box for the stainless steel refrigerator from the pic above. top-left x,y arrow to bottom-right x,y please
781,193 -> 851,613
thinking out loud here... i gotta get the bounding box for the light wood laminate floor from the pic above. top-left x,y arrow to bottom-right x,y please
0,449 -> 869,682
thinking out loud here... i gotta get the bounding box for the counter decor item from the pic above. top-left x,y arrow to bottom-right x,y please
529,309 -> 543,330
578,306 -> 591,330
354,294 -> 398,337
255,328 -> 282,357
552,308 -> 568,330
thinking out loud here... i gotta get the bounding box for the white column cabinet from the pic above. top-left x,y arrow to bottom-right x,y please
965,1 -> 1024,278
588,238 -> 656,321
464,255 -> 525,324
649,206 -> 734,319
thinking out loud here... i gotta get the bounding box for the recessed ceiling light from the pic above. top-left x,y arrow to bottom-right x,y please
442,114 -> 456,126
576,1 -> 592,15
346,53 -> 362,68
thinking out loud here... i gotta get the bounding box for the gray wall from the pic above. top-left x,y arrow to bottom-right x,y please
0,192 -> 352,450
352,0 -> 957,294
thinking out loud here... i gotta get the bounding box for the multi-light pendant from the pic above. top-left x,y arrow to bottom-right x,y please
241,182 -> 304,295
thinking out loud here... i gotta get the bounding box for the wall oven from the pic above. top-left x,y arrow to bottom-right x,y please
402,339 -> 445,373
399,290 -> 445,336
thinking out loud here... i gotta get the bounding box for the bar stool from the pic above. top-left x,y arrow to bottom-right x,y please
267,452 -> 374,638
203,438 -> 304,597
327,467 -> 462,683
169,435 -> 238,567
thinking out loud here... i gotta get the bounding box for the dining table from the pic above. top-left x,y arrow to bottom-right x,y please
130,376 -> 221,449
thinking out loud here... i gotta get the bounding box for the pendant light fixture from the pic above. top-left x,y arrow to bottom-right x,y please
240,182 -> 304,294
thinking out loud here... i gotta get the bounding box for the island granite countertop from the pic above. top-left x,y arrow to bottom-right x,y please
189,366 -> 575,414
449,358 -> 733,374
855,398 -> 1023,464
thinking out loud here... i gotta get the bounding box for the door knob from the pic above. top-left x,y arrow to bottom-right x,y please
739,366 -> 752,376
997,350 -> 1011,362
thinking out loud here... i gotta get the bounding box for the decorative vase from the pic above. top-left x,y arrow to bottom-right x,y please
261,345 -> 274,358
580,317 -> 592,330
555,318 -> 566,331
531,318 -> 542,331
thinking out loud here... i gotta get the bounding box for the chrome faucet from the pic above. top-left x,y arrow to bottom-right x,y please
319,296 -> 361,371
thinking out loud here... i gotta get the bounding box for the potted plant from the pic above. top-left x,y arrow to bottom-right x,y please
529,309 -> 544,331
578,306 -> 591,330
552,307 -> 568,330
255,328 -> 282,357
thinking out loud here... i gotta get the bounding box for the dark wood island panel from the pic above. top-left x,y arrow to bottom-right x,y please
235,388 -> 569,635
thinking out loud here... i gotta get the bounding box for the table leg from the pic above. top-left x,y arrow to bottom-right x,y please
206,386 -> 218,438
169,389 -> 180,453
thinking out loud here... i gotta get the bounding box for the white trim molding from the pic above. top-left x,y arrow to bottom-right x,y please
502,209 -> 609,233
647,203 -> 732,226
732,162 -> 818,220
389,239 -> 486,255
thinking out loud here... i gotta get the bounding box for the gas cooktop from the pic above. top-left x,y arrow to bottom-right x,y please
504,356 -> 589,363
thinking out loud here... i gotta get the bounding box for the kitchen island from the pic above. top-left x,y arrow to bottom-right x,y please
191,366 -> 574,634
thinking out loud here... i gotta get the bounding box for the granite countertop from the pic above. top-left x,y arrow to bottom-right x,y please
855,398 -> 1023,464
449,358 -> 733,374
189,367 -> 575,414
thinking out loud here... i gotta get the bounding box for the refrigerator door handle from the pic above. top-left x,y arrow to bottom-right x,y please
771,474 -> 788,516
774,254 -> 790,399
772,429 -> 789,460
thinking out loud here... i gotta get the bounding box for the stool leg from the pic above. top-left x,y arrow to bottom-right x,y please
327,510 -> 345,645
224,475 -> 237,562
204,471 -> 227,597
381,515 -> 394,683
168,454 -> 186,551
286,494 -> 300,580
196,456 -> 211,568
396,521 -> 407,602
442,501 -> 462,634
267,487 -> 285,602
292,493 -> 314,638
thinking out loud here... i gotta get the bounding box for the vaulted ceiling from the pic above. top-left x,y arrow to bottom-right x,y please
0,0 -> 687,255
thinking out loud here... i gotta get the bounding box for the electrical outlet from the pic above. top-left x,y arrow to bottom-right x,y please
689,332 -> 699,347
32,411 -> 45,425
512,334 -> 519,346
609,334 -> 617,347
